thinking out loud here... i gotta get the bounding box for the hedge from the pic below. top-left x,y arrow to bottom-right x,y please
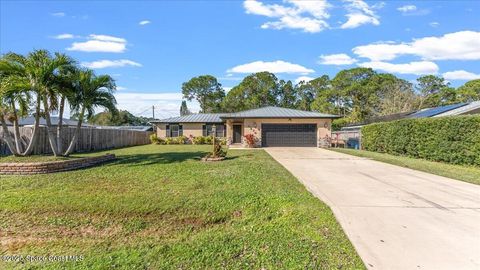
361,116 -> 480,166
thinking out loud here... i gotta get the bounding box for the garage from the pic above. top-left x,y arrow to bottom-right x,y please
261,124 -> 317,147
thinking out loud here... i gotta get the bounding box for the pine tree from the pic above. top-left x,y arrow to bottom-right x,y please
180,100 -> 191,116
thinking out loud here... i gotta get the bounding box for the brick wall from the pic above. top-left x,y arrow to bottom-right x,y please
0,154 -> 116,175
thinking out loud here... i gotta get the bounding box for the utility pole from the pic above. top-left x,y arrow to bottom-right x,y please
152,105 -> 155,119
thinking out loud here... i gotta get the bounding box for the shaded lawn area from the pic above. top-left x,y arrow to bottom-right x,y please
331,148 -> 480,185
0,145 -> 364,269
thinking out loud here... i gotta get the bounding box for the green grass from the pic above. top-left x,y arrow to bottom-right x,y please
331,148 -> 480,185
0,145 -> 364,269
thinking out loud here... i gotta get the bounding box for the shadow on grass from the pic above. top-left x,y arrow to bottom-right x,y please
109,151 -> 240,167
111,151 -> 209,166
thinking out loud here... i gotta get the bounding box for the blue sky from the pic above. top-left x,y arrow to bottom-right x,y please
1,0 -> 479,117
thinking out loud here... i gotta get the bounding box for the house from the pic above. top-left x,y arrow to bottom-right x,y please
150,106 -> 340,147
341,101 -> 480,132
335,101 -> 480,149
6,116 -> 95,127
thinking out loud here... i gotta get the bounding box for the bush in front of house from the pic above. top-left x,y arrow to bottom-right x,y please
149,134 -> 165,145
361,115 -> 480,166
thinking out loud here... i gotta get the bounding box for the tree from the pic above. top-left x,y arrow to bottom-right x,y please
180,100 -> 191,116
88,110 -> 150,126
278,80 -> 296,108
182,75 -> 225,113
0,50 -> 73,156
375,74 -> 418,116
303,75 -> 337,114
415,75 -> 451,108
64,70 -> 117,156
457,79 -> 480,102
331,68 -> 379,122
223,72 -> 279,112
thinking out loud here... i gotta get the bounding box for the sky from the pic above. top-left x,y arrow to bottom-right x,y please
1,0 -> 479,118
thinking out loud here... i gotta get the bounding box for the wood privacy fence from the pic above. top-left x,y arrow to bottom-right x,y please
0,126 -> 153,155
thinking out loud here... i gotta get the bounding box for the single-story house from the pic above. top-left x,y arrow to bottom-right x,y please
341,101 -> 480,132
5,116 -> 95,127
150,106 -> 340,147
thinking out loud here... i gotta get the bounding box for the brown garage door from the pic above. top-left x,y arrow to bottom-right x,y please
261,124 -> 317,147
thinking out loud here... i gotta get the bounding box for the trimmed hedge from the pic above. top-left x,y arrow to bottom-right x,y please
361,116 -> 480,166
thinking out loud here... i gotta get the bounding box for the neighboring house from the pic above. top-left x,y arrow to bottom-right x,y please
6,116 -> 94,127
150,106 -> 340,147
341,101 -> 480,132
95,126 -> 153,132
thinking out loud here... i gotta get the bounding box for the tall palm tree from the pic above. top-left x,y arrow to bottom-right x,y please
31,50 -> 76,156
0,50 -> 75,156
0,53 -> 34,156
64,69 -> 117,156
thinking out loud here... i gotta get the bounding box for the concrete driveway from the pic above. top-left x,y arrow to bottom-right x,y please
265,148 -> 480,270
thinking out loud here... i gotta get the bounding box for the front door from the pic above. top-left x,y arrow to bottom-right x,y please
233,125 -> 242,143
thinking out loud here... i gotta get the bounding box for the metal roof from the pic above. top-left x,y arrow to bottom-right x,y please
7,116 -> 94,127
222,106 -> 340,119
150,113 -> 225,123
150,106 -> 339,124
433,101 -> 480,117
407,103 -> 468,119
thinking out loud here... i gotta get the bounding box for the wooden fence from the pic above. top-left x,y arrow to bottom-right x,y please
0,126 -> 153,155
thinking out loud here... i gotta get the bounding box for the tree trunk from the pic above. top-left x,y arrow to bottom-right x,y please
11,102 -> 23,153
21,96 -> 41,156
42,98 -> 59,156
0,113 -> 19,156
64,107 -> 84,156
57,96 -> 65,155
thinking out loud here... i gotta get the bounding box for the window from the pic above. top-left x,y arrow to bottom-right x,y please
166,124 -> 182,137
202,124 -> 225,137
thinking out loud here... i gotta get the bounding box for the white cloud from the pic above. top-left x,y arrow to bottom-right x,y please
81,59 -> 142,69
397,5 -> 416,13
88,34 -> 126,43
51,12 -> 65,17
227,60 -> 314,74
353,31 -> 480,61
358,61 -> 439,75
115,92 -> 201,118
139,20 -> 151,25
295,76 -> 315,84
443,70 -> 480,80
319,53 -> 357,65
429,22 -> 439,27
52,33 -> 75,39
340,0 -> 380,29
116,86 -> 127,91
243,0 -> 330,33
67,34 -> 127,53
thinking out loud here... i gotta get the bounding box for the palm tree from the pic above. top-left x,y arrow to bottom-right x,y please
0,53 -> 34,156
31,50 -> 76,156
64,69 -> 117,156
0,50 -> 75,156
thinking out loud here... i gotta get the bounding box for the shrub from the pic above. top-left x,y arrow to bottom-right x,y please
205,139 -> 227,158
164,138 -> 173,145
150,134 -> 159,144
361,116 -> 480,166
175,136 -> 188,144
204,136 -> 213,145
192,136 -> 205,145
243,134 -> 257,147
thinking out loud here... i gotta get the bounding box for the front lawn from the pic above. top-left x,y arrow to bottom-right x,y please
331,148 -> 480,185
0,145 -> 364,269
